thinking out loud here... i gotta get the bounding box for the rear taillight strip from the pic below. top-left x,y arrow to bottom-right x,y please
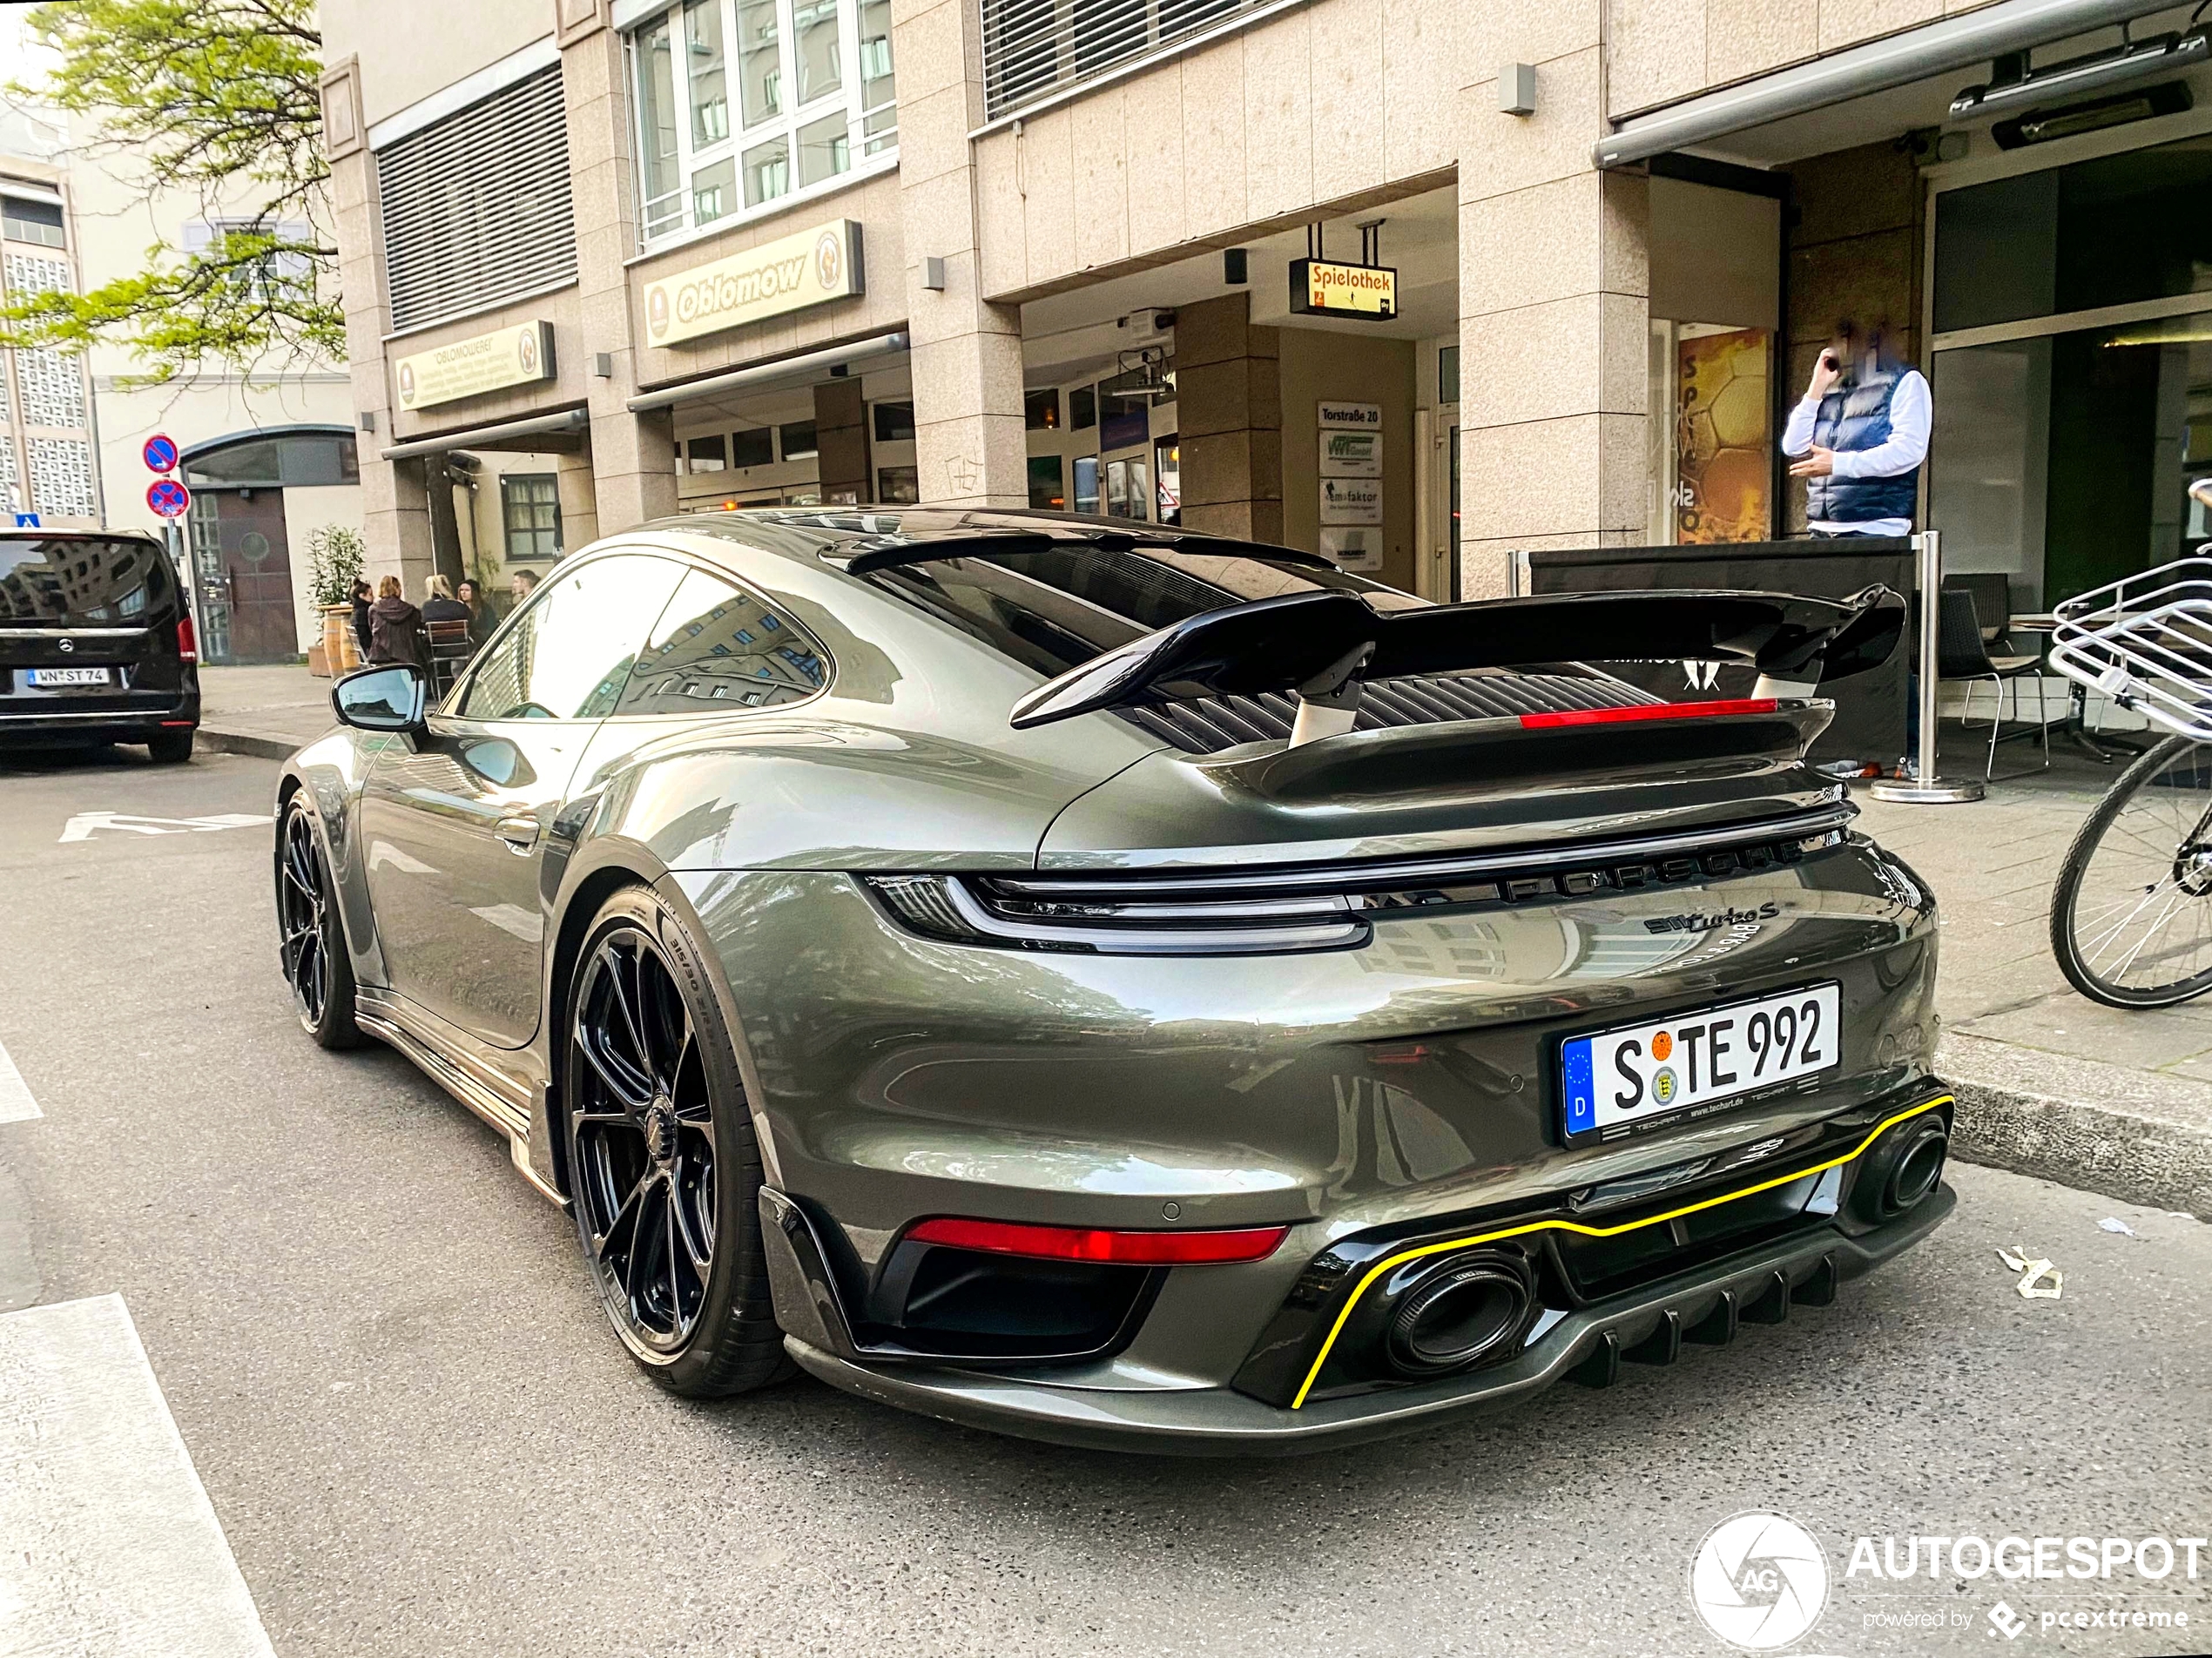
1517,697 -> 1778,729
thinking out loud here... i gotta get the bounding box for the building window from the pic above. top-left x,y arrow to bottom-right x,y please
1024,388 -> 1060,429
876,465 -> 918,503
628,0 -> 897,249
779,419 -> 818,458
502,474 -> 563,561
687,435 -> 728,472
871,400 -> 914,442
2,197 -> 64,248
1027,455 -> 1063,509
732,426 -> 774,468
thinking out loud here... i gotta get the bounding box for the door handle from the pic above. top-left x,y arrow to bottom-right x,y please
494,815 -> 540,853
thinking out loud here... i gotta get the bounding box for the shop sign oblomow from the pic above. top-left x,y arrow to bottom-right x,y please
395,320 -> 555,411
1290,258 -> 1398,320
644,219 -> 864,347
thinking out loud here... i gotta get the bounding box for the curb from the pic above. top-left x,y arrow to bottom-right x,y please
1940,1031 -> 2212,1217
195,726 -> 300,761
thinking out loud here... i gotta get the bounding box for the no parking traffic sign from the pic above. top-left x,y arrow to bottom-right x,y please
142,433 -> 179,474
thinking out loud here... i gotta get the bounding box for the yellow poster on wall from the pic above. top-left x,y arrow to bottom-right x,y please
1676,328 -> 1771,543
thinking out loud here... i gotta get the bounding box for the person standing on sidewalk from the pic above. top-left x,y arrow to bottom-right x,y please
349,577 -> 374,661
1784,334 -> 1934,776
1783,335 -> 1931,538
367,575 -> 428,669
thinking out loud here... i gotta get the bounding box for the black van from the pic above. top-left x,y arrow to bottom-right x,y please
0,529 -> 200,762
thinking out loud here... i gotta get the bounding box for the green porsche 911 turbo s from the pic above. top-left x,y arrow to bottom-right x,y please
274,508 -> 1950,1453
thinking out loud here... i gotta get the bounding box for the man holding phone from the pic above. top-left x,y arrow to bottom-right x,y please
1781,334 -> 1932,536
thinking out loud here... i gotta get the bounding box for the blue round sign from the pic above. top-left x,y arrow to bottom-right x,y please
143,434 -> 179,473
147,477 -> 192,519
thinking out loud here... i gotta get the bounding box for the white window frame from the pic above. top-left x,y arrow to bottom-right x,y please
624,0 -> 898,254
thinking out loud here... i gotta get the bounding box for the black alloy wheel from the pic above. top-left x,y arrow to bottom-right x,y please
565,888 -> 790,1395
277,797 -> 359,1048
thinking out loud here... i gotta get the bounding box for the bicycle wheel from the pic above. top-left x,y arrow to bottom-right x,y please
2051,733 -> 2212,1007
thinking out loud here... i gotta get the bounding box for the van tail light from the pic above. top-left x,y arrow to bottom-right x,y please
176,612 -> 198,662
903,1217 -> 1291,1265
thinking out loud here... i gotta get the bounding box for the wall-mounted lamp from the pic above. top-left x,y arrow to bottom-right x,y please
1499,63 -> 1536,117
590,352 -> 613,378
922,256 -> 948,291
357,411 -> 376,434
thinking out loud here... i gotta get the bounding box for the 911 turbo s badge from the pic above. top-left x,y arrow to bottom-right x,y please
1644,900 -> 1781,935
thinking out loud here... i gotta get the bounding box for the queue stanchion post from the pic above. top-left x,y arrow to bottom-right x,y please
1871,529 -> 1985,804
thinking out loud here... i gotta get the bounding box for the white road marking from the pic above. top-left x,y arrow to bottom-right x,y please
469,902 -> 542,941
0,1038 -> 37,1124
58,811 -> 273,844
368,840 -> 437,875
0,1295 -> 275,1658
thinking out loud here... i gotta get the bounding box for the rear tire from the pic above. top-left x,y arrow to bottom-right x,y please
147,729 -> 193,764
276,795 -> 361,1048
563,886 -> 792,1397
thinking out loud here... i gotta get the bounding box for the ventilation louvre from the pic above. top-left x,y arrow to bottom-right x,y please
376,67 -> 578,336
1115,672 -> 1662,755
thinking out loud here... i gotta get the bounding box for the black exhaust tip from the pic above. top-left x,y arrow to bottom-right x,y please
1383,1250 -> 1535,1378
1851,1115 -> 1948,1223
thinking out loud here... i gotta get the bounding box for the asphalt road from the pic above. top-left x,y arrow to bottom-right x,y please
2,743 -> 2209,1658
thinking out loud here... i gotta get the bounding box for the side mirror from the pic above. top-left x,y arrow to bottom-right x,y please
333,663 -> 429,733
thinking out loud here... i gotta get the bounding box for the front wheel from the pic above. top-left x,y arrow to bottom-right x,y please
276,795 -> 360,1047
2051,734 -> 2212,1007
563,886 -> 792,1397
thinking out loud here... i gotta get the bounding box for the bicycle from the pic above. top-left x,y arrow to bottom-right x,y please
2048,500 -> 2212,1008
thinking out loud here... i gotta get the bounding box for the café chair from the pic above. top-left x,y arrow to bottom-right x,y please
426,617 -> 476,698
1939,587 -> 2049,780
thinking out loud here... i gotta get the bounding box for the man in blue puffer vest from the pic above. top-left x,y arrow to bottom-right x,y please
1781,335 -> 1931,537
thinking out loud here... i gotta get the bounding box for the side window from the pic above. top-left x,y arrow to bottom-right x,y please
457,555 -> 685,720
614,567 -> 830,716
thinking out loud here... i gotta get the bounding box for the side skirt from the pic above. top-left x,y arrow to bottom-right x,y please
355,991 -> 565,1209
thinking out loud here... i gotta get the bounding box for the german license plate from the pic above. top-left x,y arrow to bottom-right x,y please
1560,982 -> 1842,1142
27,667 -> 111,687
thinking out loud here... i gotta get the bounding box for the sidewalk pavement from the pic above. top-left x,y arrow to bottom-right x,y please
195,662 -> 2211,1215
1856,748 -> 2212,1218
196,663 -> 337,759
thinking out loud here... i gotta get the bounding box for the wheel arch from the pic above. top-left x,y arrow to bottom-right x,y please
536,849 -> 781,1203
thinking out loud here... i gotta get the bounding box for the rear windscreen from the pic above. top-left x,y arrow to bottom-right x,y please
869,545 -> 1421,678
0,538 -> 175,625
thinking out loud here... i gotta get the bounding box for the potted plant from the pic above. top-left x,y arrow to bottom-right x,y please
306,524 -> 366,677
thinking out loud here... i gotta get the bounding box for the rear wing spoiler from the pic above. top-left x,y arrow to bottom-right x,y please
1008,584 -> 1905,743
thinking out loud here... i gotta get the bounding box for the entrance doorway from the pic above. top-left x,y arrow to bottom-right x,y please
187,489 -> 296,664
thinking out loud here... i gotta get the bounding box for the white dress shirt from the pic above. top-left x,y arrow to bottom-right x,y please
1781,369 -> 1931,537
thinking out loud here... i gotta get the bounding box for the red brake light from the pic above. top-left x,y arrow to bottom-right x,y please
1518,697 -> 1778,730
904,1217 -> 1291,1265
175,612 -> 198,662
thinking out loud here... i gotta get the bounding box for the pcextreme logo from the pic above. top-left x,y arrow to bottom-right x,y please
1689,1511 -> 1830,1651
